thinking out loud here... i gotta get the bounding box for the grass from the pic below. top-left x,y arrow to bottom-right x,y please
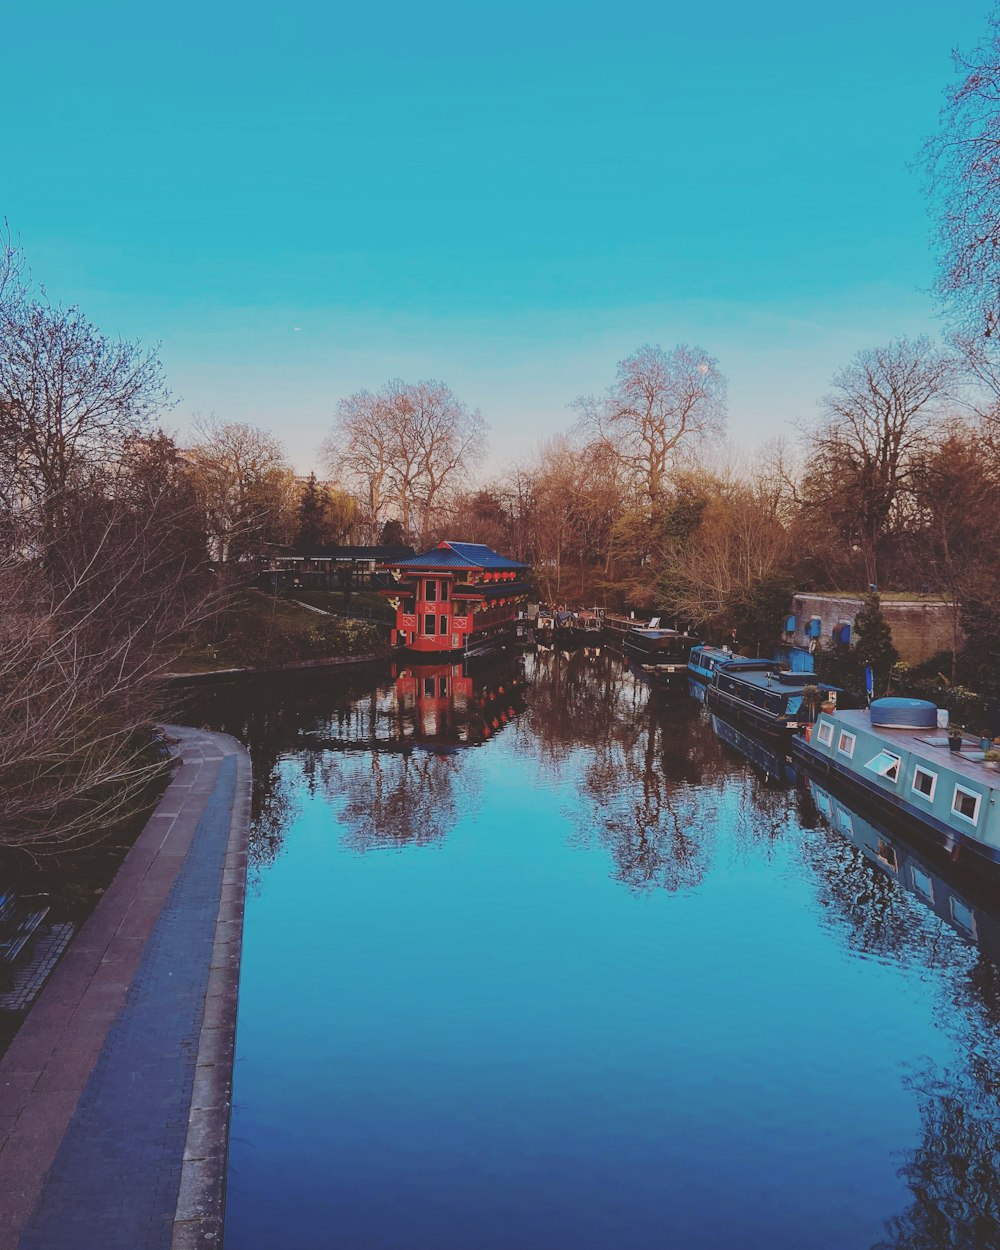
171,590 -> 388,673
291,588 -> 389,614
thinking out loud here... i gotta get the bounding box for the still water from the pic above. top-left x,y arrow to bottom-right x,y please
184,651 -> 1000,1250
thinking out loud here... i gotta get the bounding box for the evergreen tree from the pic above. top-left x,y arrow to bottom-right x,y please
853,591 -> 899,695
296,473 -> 328,551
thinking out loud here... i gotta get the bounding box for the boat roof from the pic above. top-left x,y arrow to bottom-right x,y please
631,628 -> 688,639
826,708 -> 1000,787
721,667 -> 840,694
691,646 -> 767,669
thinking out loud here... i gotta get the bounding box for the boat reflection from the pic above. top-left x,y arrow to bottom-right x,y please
806,777 -> 1000,965
707,699 -> 1000,966
709,712 -> 797,786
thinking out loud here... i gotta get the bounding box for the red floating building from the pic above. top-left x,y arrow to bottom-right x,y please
379,541 -> 530,655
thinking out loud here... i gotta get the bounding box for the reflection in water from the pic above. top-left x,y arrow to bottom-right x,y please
177,656 -> 527,870
180,653 -> 1000,1250
799,776 -> 1000,1249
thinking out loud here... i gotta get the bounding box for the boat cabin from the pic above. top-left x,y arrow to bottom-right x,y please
688,645 -> 768,684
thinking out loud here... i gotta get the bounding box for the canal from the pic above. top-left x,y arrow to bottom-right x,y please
183,650 -> 1000,1250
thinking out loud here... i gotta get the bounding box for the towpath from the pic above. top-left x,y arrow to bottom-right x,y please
0,725 -> 251,1250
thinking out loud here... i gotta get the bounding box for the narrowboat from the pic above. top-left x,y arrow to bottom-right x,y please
688,645 -> 769,684
622,627 -> 700,675
706,663 -> 842,736
792,698 -> 1000,875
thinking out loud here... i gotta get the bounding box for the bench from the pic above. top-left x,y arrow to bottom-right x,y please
0,895 -> 51,987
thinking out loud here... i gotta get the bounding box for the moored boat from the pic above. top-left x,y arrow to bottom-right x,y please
706,662 -> 842,736
792,697 -> 1000,875
688,645 -> 769,684
622,627 -> 700,675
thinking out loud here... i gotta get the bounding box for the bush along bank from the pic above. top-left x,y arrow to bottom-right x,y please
177,592 -> 389,674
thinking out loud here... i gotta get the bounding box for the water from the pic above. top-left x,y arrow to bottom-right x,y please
183,651 -> 1000,1250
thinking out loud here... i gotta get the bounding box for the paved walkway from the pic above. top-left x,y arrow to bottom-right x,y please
0,726 -> 251,1250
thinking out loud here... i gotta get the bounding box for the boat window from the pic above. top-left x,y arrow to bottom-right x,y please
912,865 -> 934,901
424,613 -> 436,635
814,789 -> 832,818
440,581 -> 449,602
877,839 -> 897,870
864,750 -> 901,782
950,896 -> 976,936
836,807 -> 853,835
837,730 -> 856,758
912,767 -> 937,801
952,785 -> 981,826
425,580 -> 437,602
440,614 -> 448,636
817,721 -> 834,746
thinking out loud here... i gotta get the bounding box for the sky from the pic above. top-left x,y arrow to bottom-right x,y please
1,1 -> 993,475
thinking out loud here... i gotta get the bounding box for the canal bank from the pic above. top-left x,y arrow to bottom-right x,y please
0,725 -> 251,1250
164,650 -> 386,686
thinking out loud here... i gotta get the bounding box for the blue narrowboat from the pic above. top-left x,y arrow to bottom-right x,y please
705,662 -> 842,736
792,698 -> 1000,876
688,645 -> 768,684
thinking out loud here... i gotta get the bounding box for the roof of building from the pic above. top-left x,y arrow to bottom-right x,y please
295,545 -> 415,561
388,541 -> 527,571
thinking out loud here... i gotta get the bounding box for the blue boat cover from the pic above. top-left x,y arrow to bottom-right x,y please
869,697 -> 937,729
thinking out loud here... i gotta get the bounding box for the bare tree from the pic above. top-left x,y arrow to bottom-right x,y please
665,471 -> 794,640
923,14 -> 1000,336
799,337 -> 956,586
908,419 -> 1000,678
0,295 -> 167,523
0,466 -> 217,850
323,378 -> 487,547
574,343 -> 727,508
322,388 -> 394,543
186,418 -> 296,564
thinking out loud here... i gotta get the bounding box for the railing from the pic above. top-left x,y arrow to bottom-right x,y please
328,604 -> 395,626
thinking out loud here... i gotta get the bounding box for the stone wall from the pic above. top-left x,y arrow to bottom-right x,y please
787,594 -> 956,665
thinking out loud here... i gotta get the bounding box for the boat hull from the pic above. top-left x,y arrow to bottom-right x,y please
705,682 -> 802,736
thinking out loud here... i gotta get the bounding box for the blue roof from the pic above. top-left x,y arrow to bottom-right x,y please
391,541 -> 527,571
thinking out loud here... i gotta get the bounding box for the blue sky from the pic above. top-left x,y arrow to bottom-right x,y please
2,1 -> 991,473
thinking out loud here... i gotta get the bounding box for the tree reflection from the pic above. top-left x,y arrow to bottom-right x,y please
519,651 -> 731,891
800,782 -> 1000,1248
307,748 -> 471,852
874,992 -> 1000,1250
177,655 -> 523,862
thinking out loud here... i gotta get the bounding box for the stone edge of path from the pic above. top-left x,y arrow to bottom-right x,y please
170,727 -> 251,1250
0,725 -> 251,1250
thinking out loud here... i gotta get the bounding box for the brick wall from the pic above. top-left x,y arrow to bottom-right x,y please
787,594 -> 956,665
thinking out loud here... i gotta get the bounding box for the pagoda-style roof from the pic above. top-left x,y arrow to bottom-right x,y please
386,541 -> 527,572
